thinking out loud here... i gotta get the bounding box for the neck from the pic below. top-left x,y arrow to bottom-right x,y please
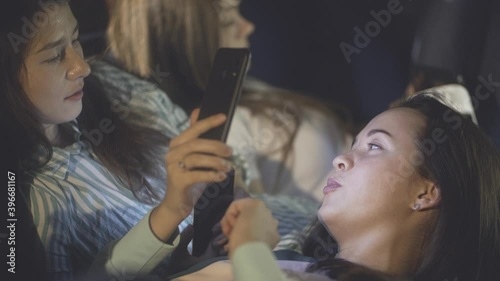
334,223 -> 425,276
43,124 -> 66,147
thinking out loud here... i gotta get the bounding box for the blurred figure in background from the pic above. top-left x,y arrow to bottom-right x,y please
101,0 -> 352,201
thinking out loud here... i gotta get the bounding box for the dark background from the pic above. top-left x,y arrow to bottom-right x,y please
71,0 -> 500,146
238,0 -> 429,124
72,0 -> 428,124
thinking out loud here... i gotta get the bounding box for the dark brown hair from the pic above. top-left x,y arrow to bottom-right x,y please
0,0 -> 168,204
302,94 -> 500,281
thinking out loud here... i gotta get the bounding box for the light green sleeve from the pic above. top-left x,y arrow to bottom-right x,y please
232,242 -> 290,281
85,209 -> 180,281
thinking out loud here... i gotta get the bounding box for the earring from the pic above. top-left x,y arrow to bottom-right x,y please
413,203 -> 421,211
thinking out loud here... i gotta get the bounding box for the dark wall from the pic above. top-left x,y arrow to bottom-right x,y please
240,0 -> 429,124
70,0 -> 109,57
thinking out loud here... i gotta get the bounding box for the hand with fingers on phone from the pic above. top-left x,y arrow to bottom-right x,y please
165,195 -> 233,276
220,198 -> 281,257
149,112 -> 234,243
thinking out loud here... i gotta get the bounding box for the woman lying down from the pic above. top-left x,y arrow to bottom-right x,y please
153,94 -> 500,281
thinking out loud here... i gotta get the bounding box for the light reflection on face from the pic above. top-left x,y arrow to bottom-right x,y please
21,3 -> 90,126
319,108 -> 428,238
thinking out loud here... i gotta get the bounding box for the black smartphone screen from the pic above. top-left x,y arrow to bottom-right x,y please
192,48 -> 250,256
197,48 -> 251,142
192,169 -> 235,257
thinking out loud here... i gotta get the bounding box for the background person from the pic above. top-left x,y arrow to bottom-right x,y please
103,0 -> 352,200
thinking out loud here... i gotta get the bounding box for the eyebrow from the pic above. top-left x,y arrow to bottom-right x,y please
36,24 -> 79,54
352,129 -> 393,147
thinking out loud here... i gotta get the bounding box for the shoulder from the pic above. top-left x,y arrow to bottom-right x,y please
87,57 -> 170,108
87,57 -> 189,135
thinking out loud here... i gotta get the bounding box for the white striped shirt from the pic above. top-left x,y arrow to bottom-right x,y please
28,58 -> 317,280
29,65 -> 193,280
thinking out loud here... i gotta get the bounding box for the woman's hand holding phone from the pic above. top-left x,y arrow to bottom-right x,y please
149,113 -> 233,243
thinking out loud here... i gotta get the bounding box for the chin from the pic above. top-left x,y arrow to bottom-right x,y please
318,205 -> 333,222
318,201 -> 342,225
60,105 -> 83,123
42,105 -> 82,126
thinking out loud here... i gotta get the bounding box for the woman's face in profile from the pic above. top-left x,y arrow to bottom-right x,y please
218,0 -> 255,48
318,108 -> 430,237
20,2 -> 90,126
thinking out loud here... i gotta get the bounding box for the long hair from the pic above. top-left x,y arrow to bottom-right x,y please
107,0 -> 220,112
302,94 -> 500,280
1,1 -> 69,280
0,0 -> 169,205
0,0 -> 57,173
399,94 -> 500,281
77,74 -> 169,204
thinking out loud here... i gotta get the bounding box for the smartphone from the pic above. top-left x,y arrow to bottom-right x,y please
192,169 -> 235,257
197,48 -> 251,142
192,48 -> 250,256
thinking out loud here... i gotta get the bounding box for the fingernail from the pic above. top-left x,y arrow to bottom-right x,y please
218,114 -> 227,121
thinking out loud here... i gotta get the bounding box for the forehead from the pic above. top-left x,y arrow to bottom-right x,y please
30,3 -> 76,46
361,108 -> 426,141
